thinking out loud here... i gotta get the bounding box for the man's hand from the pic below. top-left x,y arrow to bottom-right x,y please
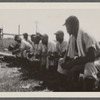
61,61 -> 73,70
48,54 -> 55,60
12,49 -> 20,55
28,53 -> 34,58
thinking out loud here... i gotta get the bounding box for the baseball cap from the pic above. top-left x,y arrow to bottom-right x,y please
63,16 -> 79,26
54,30 -> 64,36
23,33 -> 28,36
42,34 -> 48,40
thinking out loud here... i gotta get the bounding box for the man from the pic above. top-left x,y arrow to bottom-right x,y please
23,33 -> 32,44
13,35 -> 33,58
40,34 -> 56,72
57,16 -> 100,91
33,35 -> 42,57
37,34 -> 57,89
54,30 -> 67,67
28,34 -> 42,60
27,34 -> 42,72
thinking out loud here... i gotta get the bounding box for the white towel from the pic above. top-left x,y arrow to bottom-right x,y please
67,29 -> 88,58
77,29 -> 85,57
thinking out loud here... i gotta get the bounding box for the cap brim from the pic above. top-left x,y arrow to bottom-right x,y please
63,23 -> 66,26
23,33 -> 28,35
54,32 -> 57,35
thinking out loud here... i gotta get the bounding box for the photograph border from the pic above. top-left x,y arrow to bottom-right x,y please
0,2 -> 100,98
0,0 -> 100,2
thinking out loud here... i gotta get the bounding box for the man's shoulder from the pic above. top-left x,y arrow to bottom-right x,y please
22,40 -> 32,46
79,28 -> 88,36
63,41 -> 67,44
22,40 -> 28,44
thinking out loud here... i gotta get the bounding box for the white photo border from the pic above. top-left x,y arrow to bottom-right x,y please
0,3 -> 100,98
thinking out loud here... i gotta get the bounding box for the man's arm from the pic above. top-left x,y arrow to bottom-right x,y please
12,49 -> 20,55
62,47 -> 96,69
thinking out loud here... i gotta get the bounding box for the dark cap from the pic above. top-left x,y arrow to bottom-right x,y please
34,34 -> 41,40
36,32 -> 42,37
54,30 -> 64,37
42,34 -> 48,40
63,16 -> 79,26
23,33 -> 28,36
31,34 -> 35,38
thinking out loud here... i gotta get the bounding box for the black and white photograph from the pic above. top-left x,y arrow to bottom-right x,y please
0,3 -> 100,93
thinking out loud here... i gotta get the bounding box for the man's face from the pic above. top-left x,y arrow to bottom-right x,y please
65,24 -> 79,36
23,35 -> 28,40
34,37 -> 40,44
31,36 -> 34,42
56,34 -> 63,42
65,25 -> 73,35
42,38 -> 47,44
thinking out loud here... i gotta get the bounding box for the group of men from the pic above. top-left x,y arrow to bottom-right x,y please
8,16 -> 100,91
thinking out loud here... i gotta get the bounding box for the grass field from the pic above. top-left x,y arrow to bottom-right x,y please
0,58 -> 51,92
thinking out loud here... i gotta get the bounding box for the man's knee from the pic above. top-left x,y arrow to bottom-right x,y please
84,62 -> 97,79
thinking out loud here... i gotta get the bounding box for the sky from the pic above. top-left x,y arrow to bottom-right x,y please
0,9 -> 100,42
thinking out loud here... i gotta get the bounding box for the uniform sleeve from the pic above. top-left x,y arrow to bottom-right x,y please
62,41 -> 68,52
82,33 -> 96,51
20,42 -> 25,50
56,43 -> 59,52
86,47 -> 96,61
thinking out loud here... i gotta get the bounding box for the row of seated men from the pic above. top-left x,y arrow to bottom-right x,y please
8,16 -> 100,91
8,30 -> 66,71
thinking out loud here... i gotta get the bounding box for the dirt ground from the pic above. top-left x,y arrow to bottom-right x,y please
0,57 -> 51,92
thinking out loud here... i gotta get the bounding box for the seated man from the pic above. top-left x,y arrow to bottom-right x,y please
27,34 -> 35,60
54,30 -> 67,66
40,34 -> 56,73
12,35 -> 33,59
27,34 -> 42,72
33,34 -> 42,59
23,33 -> 32,44
57,16 -> 100,91
28,34 -> 42,59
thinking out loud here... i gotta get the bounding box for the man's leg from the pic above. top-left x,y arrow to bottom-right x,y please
67,65 -> 84,90
83,62 -> 98,91
69,65 -> 84,82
